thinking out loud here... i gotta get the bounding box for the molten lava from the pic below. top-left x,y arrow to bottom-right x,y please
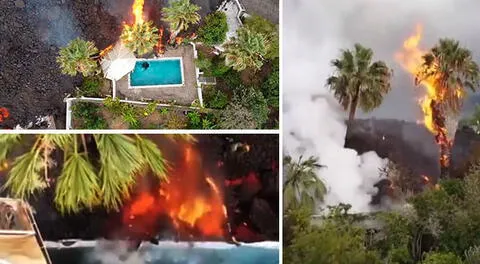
0,107 -> 9,123
132,0 -> 144,25
395,24 -> 456,177
123,144 -> 228,239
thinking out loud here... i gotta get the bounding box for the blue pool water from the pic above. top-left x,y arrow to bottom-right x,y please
47,241 -> 279,264
130,59 -> 183,87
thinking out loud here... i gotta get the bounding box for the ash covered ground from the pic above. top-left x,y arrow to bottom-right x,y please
0,0 -> 278,129
0,134 -> 279,243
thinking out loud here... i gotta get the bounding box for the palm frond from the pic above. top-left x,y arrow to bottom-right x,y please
3,151 -> 46,199
0,134 -> 22,162
41,134 -> 75,148
135,135 -> 168,180
94,134 -> 144,211
165,135 -> 197,143
55,152 -> 100,214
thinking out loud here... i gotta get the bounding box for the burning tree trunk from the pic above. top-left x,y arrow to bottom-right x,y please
430,100 -> 453,179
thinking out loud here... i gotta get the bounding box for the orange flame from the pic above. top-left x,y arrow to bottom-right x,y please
124,144 -> 227,238
99,45 -> 113,58
395,24 -> 454,170
132,0 -> 144,25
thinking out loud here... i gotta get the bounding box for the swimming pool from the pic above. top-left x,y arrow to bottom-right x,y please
129,58 -> 184,88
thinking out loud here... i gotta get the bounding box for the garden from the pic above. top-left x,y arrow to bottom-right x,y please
57,0 -> 278,129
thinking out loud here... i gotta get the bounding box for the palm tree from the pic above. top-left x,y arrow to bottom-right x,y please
161,0 -> 201,41
120,21 -> 159,56
416,38 -> 480,114
283,155 -> 326,212
57,38 -> 99,77
0,134 -> 169,214
416,39 -> 480,179
326,43 -> 393,124
223,28 -> 269,72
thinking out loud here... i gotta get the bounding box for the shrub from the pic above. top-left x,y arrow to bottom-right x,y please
423,252 -> 463,264
232,87 -> 270,128
187,111 -> 202,129
195,56 -> 213,71
143,101 -> 158,117
164,112 -> 188,129
223,70 -> 242,88
71,102 -> 108,129
122,106 -> 140,129
103,97 -> 124,115
198,11 -> 228,45
204,87 -> 229,109
78,76 -> 102,97
262,62 -> 279,108
218,103 -> 257,129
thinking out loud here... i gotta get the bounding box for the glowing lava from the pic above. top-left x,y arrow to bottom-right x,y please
0,107 -> 9,123
132,0 -> 145,25
395,24 -> 456,177
123,144 -> 228,239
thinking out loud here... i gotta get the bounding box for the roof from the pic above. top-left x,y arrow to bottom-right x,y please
0,198 -> 50,264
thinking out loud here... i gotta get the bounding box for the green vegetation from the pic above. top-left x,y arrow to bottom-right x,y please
243,15 -> 279,59
120,21 -> 159,55
72,102 -> 108,129
223,28 -> 269,72
198,11 -> 228,45
0,134 -> 168,213
162,0 -> 201,40
284,156 -> 326,211
60,8 -> 278,129
218,103 -> 257,129
57,38 -> 99,77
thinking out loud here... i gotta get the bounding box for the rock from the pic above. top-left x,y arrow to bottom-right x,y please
14,0 -> 25,8
249,198 -> 278,240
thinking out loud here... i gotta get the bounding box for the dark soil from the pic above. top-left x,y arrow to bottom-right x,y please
0,0 -> 222,129
0,134 -> 279,242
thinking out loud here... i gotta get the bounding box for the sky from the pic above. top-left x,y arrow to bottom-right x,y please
283,0 -> 480,211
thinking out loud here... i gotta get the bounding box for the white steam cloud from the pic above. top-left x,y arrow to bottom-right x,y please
283,0 -> 388,212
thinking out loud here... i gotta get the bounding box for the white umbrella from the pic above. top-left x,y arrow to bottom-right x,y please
100,42 -> 137,81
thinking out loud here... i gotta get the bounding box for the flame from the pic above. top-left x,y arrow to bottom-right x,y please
395,24 -> 454,171
132,0 -> 144,25
0,107 -> 10,123
123,144 -> 227,239
99,45 -> 113,58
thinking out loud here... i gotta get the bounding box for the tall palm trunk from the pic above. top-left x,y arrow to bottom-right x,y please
348,86 -> 361,124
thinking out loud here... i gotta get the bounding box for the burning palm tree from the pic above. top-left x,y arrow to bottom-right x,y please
57,38 -> 99,77
0,134 -> 168,214
396,24 -> 480,179
121,21 -> 160,56
416,39 -> 480,178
